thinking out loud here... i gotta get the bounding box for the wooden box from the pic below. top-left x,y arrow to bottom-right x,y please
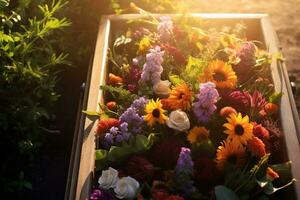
64,14 -> 300,200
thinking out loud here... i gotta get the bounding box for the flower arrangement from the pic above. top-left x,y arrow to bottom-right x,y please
86,12 -> 296,200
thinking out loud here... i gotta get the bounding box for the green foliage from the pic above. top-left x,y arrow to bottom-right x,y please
100,85 -> 138,108
214,185 -> 238,200
0,0 -> 69,193
95,133 -> 156,170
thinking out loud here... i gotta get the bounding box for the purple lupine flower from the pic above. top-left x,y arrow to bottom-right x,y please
131,97 -> 149,114
141,46 -> 164,84
157,16 -> 173,41
175,147 -> 194,173
193,82 -> 219,123
171,147 -> 195,198
89,188 -> 116,200
119,107 -> 144,134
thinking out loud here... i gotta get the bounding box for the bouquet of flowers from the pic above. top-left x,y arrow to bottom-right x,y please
86,11 -> 296,200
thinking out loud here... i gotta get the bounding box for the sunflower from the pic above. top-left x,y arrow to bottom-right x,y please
223,113 -> 253,145
166,84 -> 193,111
144,99 -> 168,126
215,140 -> 246,170
200,60 -> 237,89
187,126 -> 210,144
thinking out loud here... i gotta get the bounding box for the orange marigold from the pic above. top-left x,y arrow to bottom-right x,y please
166,84 -> 193,111
264,103 -> 278,115
220,106 -> 237,118
108,73 -> 123,85
96,118 -> 120,136
247,136 -> 266,158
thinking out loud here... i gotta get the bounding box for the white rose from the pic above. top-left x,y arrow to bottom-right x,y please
166,110 -> 190,132
98,167 -> 119,190
114,176 -> 140,199
153,80 -> 171,98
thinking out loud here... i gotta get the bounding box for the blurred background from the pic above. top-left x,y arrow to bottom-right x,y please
1,0 -> 299,199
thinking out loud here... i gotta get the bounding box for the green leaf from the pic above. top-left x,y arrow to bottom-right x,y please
268,92 -> 283,104
114,35 -> 132,48
263,179 -> 296,195
214,185 -> 238,200
0,0 -> 9,8
270,161 -> 292,184
169,74 -> 185,85
82,110 -> 101,116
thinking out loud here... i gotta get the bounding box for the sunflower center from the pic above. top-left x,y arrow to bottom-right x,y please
152,109 -> 160,118
213,71 -> 226,82
235,124 -> 244,136
227,154 -> 237,164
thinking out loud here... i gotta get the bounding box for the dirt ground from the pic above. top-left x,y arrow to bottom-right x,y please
185,0 -> 300,111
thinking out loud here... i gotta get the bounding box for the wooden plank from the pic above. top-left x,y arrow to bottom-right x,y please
261,16 -> 300,199
71,17 -> 111,200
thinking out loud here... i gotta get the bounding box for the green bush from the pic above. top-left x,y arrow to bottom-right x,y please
0,0 -> 69,193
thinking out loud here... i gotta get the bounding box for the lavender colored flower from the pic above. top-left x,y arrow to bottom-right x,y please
131,97 -> 149,114
89,188 -> 116,200
193,82 -> 219,122
119,107 -> 144,134
175,147 -> 194,173
157,16 -> 173,41
171,147 -> 195,198
141,46 -> 164,84
103,123 -> 132,148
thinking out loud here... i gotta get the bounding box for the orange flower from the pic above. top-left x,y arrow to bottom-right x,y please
247,136 -> 266,158
264,103 -> 278,115
166,84 -> 192,111
108,73 -> 123,85
187,126 -> 209,144
266,167 -> 279,181
96,118 -> 120,136
200,60 -> 237,89
106,101 -> 117,110
215,140 -> 246,170
220,106 -> 237,118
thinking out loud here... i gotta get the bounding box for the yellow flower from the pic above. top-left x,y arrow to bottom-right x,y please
138,36 -> 151,54
200,60 -> 237,89
187,126 -> 209,144
223,113 -> 253,145
215,140 -> 246,170
144,99 -> 168,126
166,84 -> 193,111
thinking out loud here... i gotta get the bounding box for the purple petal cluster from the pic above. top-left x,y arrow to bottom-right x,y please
175,147 -> 194,173
141,46 -> 164,84
103,122 -> 131,148
157,16 -> 173,41
131,97 -> 149,114
193,82 -> 219,123
89,188 -> 116,200
119,107 -> 144,134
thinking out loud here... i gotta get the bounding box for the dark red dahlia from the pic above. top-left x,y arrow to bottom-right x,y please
124,65 -> 142,92
149,135 -> 186,170
173,26 -> 187,41
251,90 -> 267,111
194,154 -> 222,187
162,44 -> 187,65
233,42 -> 256,81
125,155 -> 155,182
224,90 -> 252,113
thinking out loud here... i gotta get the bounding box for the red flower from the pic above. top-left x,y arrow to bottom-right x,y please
162,44 -> 187,65
125,156 -> 155,182
166,195 -> 184,200
96,118 -> 120,136
106,101 -> 117,110
152,190 -> 169,200
247,136 -> 266,158
252,122 -> 269,140
149,135 -> 185,169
